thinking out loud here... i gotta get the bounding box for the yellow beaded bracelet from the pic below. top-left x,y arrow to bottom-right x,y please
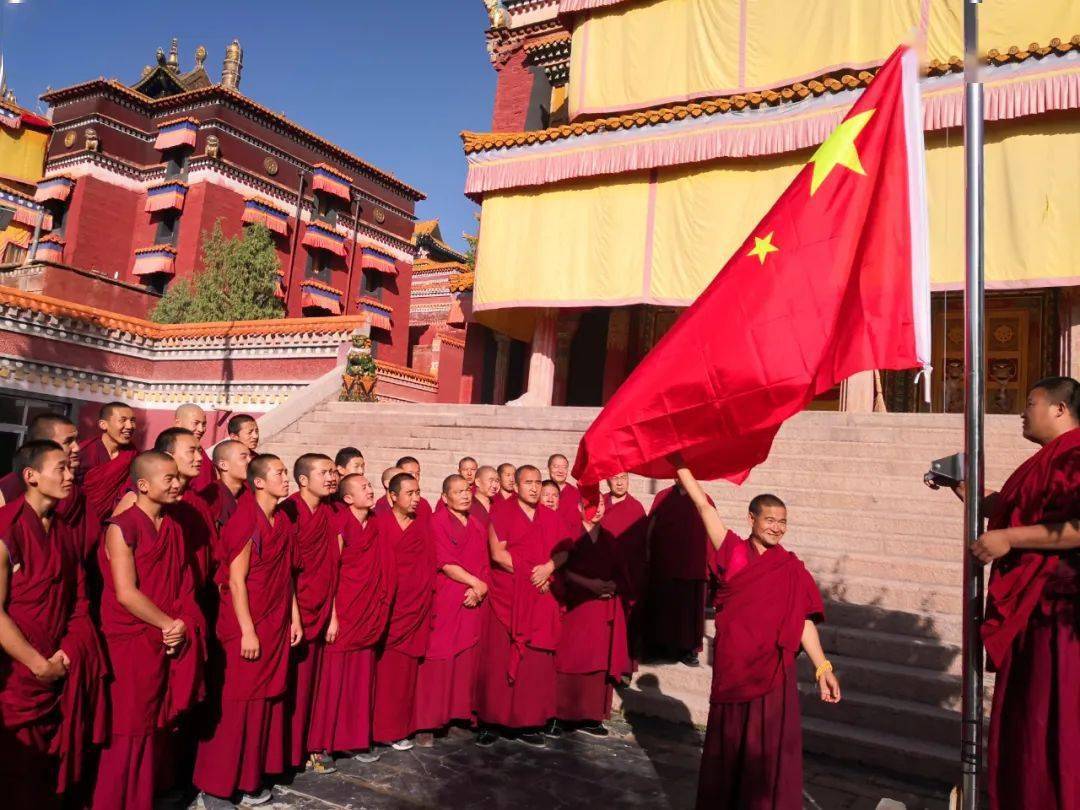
814,660 -> 834,680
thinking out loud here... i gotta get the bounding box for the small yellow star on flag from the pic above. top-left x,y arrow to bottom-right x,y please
747,232 -> 779,265
808,109 -> 875,195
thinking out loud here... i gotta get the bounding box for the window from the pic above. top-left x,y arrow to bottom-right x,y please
164,152 -> 188,180
363,269 -> 382,296
0,393 -> 71,475
2,242 -> 27,264
305,251 -> 331,284
155,211 -> 180,245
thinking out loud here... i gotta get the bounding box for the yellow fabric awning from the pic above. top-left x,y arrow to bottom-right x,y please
473,115 -> 1080,339
569,0 -> 1079,118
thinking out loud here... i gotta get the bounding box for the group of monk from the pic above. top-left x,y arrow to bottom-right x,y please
1,376 -> 1076,810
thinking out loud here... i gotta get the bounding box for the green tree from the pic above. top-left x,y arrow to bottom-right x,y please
151,221 -> 283,323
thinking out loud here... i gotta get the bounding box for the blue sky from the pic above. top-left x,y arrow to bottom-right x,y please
1,0 -> 496,252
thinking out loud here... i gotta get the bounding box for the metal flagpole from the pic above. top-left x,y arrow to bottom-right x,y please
960,0 -> 986,808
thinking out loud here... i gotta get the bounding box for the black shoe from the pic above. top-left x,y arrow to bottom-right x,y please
543,719 -> 563,739
475,729 -> 498,748
680,652 -> 701,667
578,722 -> 610,738
515,731 -> 547,748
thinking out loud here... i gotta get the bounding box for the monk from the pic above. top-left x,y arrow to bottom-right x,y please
937,377 -> 1080,810
373,466 -> 403,517
279,453 -> 339,774
602,473 -> 648,668
194,454 -> 303,809
556,498 -> 631,736
396,456 -> 433,517
79,401 -> 138,529
548,453 -> 582,531
335,446 -> 365,478
471,465 -> 500,525
674,464 -> 839,810
458,456 -> 479,490
0,414 -> 81,508
540,480 -> 560,512
227,413 -> 260,453
476,465 -> 570,747
308,474 -> 394,764
372,472 -> 435,750
0,440 -> 106,808
642,480 -> 713,667
203,440 -> 251,532
496,463 -> 516,503
414,474 -> 491,744
174,403 -> 215,494
92,451 -> 205,810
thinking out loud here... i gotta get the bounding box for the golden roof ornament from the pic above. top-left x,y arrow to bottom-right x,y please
484,0 -> 509,29
195,45 -> 207,69
221,39 -> 243,91
166,38 -> 180,72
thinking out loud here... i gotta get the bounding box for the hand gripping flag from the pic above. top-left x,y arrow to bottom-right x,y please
572,46 -> 930,496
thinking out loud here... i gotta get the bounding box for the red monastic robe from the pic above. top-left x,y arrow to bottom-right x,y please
643,485 -> 712,656
414,508 -> 491,731
476,502 -> 570,729
556,481 -> 582,527
194,491 -> 295,799
602,492 -> 648,664
188,447 -> 216,495
279,493 -> 338,767
79,436 -> 137,532
0,498 -> 107,808
200,480 -> 242,533
170,489 -> 217,591
982,427 -> 1080,810
696,531 -> 822,810
372,509 -> 435,744
308,509 -> 395,753
470,497 -> 492,528
0,470 -> 22,504
92,506 -> 205,810
556,524 -> 632,723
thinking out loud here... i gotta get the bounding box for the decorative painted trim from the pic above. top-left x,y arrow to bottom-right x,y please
145,180 -> 188,213
242,197 -> 290,237
34,176 -> 75,203
357,296 -> 393,331
154,118 -> 199,150
132,245 -> 177,276
375,359 -> 437,388
302,222 -> 348,257
360,246 -> 398,276
0,188 -> 51,230
311,163 -> 353,201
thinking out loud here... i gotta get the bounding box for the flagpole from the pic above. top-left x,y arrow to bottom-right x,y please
960,0 -> 985,807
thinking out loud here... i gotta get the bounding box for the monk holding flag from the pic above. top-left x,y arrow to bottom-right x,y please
571,46 -> 931,499
936,377 -> 1080,810
308,474 -> 394,763
194,454 -> 302,808
674,462 -> 839,809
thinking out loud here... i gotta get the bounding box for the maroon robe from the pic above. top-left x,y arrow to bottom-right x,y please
470,497 -> 492,528
556,524 -> 632,723
602,492 -> 648,665
372,509 -> 435,743
279,493 -> 338,767
476,502 -> 570,729
374,495 -> 432,519
556,481 -> 582,527
414,508 -> 491,730
92,506 -> 205,810
170,489 -> 217,591
643,485 -> 712,657
188,447 -> 216,495
201,480 -> 242,533
79,436 -> 137,531
696,531 -> 822,810
0,498 -> 107,808
308,509 -> 395,753
0,470 -> 22,504
195,492 -> 295,798
982,427 -> 1080,810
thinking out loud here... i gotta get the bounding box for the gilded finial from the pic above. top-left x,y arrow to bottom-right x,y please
195,45 -> 207,68
221,39 -> 243,91
156,47 -> 166,66
166,38 -> 180,71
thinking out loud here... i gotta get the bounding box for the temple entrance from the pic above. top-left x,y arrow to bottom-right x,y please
565,308 -> 609,406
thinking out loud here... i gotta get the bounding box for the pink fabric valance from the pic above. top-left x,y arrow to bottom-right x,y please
154,119 -> 198,150
34,177 -> 75,203
132,246 -> 177,276
302,223 -> 348,257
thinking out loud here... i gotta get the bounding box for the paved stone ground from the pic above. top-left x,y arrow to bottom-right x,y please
182,713 -> 951,809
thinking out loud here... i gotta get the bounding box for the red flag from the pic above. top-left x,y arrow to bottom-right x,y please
572,46 -> 930,495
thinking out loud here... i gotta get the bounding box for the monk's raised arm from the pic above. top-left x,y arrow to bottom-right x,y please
489,524 -> 513,573
0,542 -> 65,682
675,467 -> 728,550
105,524 -> 174,632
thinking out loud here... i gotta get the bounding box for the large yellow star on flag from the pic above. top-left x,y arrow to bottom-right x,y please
747,232 -> 779,265
808,109 -> 875,196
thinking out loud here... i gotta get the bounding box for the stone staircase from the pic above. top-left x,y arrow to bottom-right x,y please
262,401 -> 1034,786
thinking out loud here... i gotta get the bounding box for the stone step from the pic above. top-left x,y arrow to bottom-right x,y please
797,683 -> 960,747
817,624 -> 962,676
807,654 -> 961,711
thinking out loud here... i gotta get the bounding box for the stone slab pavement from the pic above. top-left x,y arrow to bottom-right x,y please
182,713 -> 952,810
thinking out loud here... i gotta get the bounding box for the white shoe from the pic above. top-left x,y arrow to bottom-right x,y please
391,738 -> 414,751
198,793 -> 234,810
239,788 -> 273,806
353,750 -> 381,763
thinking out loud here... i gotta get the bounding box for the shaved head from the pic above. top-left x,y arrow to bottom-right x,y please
213,439 -> 245,465
174,403 -> 207,440
130,450 -> 176,488
381,466 -> 403,490
100,401 -> 132,421
27,413 -> 75,442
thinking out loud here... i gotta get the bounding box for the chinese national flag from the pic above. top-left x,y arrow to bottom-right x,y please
572,46 -> 931,494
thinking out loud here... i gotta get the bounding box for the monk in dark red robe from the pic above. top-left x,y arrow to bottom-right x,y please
396,456 -> 434,518
471,465 -> 500,527
0,441 -> 106,808
334,447 -> 366,479
373,466 -> 404,518
278,453 -> 339,773
495,463 -> 517,509
556,499 -> 631,733
602,473 -> 648,668
414,475 -> 491,740
174,404 -> 216,494
308,474 -> 394,759
372,472 -> 435,749
642,482 -> 713,666
944,378 -> 1080,810
674,465 -> 839,810
194,454 -> 301,806
92,451 -> 205,810
548,453 -> 583,531
78,401 -> 138,532
201,440 -> 250,533
476,465 -> 571,747
226,413 -> 260,454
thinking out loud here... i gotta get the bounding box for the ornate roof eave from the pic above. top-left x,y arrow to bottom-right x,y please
41,79 -> 425,201
463,36 -> 1080,155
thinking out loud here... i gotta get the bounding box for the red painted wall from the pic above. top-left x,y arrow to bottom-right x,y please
64,176 -> 141,281
492,49 -> 535,132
